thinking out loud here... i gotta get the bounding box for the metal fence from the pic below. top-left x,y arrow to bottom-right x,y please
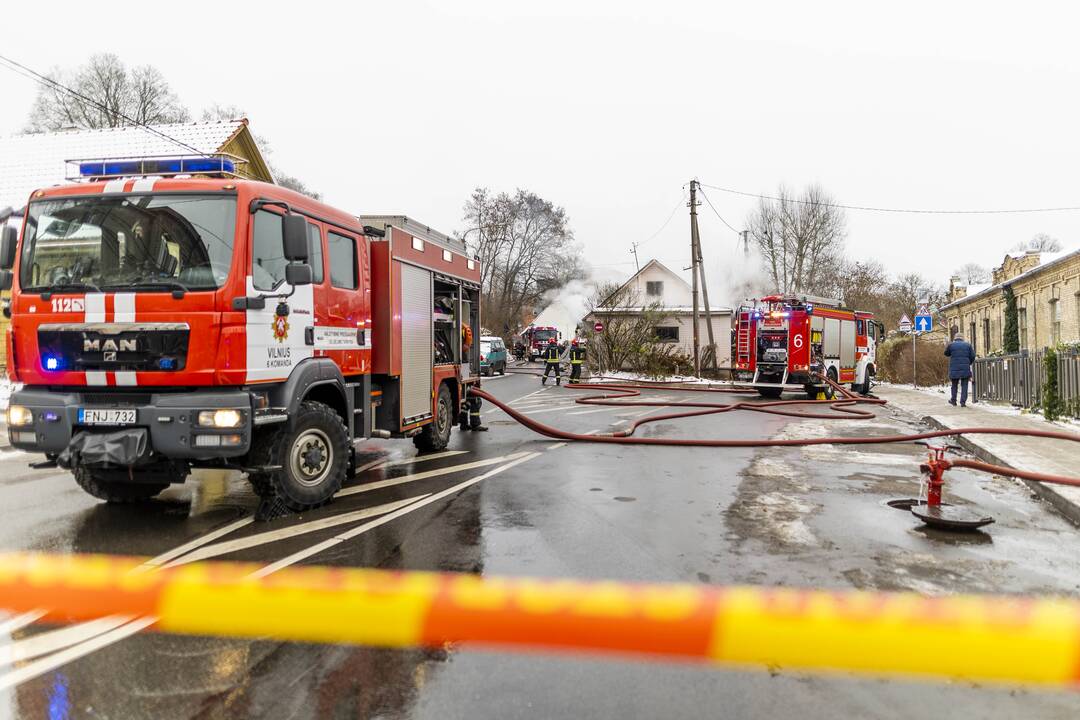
973,349 -> 1080,410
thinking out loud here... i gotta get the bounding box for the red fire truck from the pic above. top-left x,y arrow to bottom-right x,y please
732,294 -> 883,399
0,156 -> 482,510
521,325 -> 560,361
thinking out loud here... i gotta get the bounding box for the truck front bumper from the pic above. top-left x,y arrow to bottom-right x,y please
8,387 -> 253,460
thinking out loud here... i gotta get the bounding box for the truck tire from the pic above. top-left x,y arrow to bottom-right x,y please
248,400 -> 349,511
824,368 -> 838,400
757,387 -> 783,399
73,466 -> 168,503
414,383 -> 453,452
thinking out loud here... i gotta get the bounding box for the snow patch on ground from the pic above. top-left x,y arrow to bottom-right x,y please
0,379 -> 17,411
878,381 -> 1080,430
745,457 -> 796,479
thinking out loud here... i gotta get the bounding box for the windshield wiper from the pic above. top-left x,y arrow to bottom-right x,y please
37,281 -> 101,300
108,278 -> 191,297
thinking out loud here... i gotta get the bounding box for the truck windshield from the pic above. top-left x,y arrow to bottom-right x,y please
20,194 -> 236,292
533,330 -> 556,343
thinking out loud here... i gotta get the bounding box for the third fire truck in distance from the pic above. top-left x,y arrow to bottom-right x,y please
521,325 -> 560,362
0,155 -> 481,511
732,294 -> 884,399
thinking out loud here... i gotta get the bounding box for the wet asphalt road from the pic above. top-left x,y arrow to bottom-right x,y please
2,368 -> 1080,718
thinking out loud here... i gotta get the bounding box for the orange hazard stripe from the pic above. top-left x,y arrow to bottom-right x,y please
1,553 -> 1080,687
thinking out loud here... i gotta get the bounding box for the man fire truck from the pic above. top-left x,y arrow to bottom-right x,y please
521,325 -> 560,362
0,155 -> 482,511
732,294 -> 883,399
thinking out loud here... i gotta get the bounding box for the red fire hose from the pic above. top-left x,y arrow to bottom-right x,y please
470,376 -> 1080,490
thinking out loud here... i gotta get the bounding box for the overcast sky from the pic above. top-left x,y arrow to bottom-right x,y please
2,1 -> 1077,301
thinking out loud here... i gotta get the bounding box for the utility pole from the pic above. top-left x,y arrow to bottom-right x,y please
689,180 -> 701,376
630,241 -> 640,272
741,230 -> 750,256
689,180 -> 716,372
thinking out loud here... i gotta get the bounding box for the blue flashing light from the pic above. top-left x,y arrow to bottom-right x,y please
43,411 -> 59,423
157,357 -> 176,370
78,156 -> 236,178
43,356 -> 61,371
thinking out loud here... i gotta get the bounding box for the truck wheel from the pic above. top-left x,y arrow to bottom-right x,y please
824,368 -> 838,399
757,387 -> 783,399
249,401 -> 348,511
73,466 -> 168,503
414,383 -> 453,452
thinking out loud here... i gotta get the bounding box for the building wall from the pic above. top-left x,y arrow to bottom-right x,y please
586,311 -> 732,368
942,251 -> 1080,355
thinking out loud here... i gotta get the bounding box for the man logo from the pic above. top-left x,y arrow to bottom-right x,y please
103,351 -> 116,362
83,338 -> 137,353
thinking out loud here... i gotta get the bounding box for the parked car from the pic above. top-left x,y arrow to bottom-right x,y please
480,336 -> 508,376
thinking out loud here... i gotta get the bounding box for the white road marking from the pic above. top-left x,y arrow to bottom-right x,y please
249,451 -> 542,579
566,406 -> 623,416
0,612 -> 45,636
0,617 -> 132,664
374,449 -> 468,469
138,516 -> 255,569
164,496 -> 425,567
546,443 -> 567,450
0,617 -> 155,691
337,453 -> 528,497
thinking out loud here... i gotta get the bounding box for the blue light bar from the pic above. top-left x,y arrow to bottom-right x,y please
77,156 -> 236,178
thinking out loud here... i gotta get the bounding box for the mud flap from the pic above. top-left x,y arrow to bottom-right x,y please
57,428 -> 150,470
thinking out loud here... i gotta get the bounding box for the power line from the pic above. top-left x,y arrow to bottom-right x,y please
0,53 -> 206,157
696,186 -> 740,234
698,181 -> 1080,215
638,192 -> 687,246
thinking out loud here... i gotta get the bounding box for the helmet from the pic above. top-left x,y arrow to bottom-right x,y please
549,337 -> 557,344
571,339 -> 579,346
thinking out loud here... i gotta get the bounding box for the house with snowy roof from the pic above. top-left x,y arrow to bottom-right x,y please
581,258 -> 732,367
0,118 -> 272,212
942,246 -> 1080,354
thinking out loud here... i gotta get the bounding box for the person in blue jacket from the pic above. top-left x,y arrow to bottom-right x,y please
944,333 -> 976,407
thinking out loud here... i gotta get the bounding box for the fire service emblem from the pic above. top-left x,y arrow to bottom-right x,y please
272,313 -> 290,343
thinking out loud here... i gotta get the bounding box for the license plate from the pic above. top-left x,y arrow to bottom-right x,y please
78,408 -> 137,426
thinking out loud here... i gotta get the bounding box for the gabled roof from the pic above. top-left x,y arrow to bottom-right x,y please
941,246 -> 1080,310
601,258 -> 691,305
0,119 -> 269,210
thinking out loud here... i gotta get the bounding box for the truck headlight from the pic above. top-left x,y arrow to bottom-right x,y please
198,409 -> 243,428
7,405 -> 32,427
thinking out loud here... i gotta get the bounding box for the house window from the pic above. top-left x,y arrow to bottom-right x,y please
969,321 -> 976,350
1018,308 -> 1027,350
1051,299 -> 1061,346
654,326 -> 679,342
982,318 -> 990,354
646,281 -> 663,297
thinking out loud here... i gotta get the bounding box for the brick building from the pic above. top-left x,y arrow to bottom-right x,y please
941,248 -> 1080,355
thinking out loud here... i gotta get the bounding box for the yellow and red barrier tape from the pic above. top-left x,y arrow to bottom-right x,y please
2,552 -> 1080,688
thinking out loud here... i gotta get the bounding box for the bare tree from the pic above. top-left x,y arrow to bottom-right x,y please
457,188 -> 583,336
952,262 -> 990,284
25,54 -> 189,132
747,185 -> 846,294
1011,233 -> 1062,254
584,281 -> 675,374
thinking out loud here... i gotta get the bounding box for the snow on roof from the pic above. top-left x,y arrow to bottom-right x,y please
0,120 -> 248,210
942,246 -> 1080,310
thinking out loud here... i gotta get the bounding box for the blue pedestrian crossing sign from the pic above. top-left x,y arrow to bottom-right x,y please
914,314 -> 933,333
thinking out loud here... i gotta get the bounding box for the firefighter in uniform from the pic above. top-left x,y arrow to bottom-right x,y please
541,337 -> 561,385
459,387 -> 488,431
568,338 -> 586,382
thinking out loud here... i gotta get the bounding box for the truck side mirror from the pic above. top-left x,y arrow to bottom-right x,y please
285,263 -> 312,286
282,214 -> 309,262
0,270 -> 13,291
0,225 -> 17,270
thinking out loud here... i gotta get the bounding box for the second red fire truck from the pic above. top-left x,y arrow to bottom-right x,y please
732,294 -> 883,399
0,155 -> 482,510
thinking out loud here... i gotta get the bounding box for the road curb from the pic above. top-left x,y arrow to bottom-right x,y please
919,414 -> 1080,529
